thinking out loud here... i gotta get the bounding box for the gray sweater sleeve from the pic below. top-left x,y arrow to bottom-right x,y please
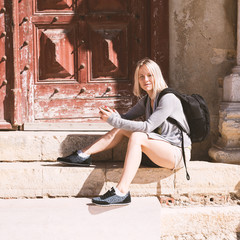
107,94 -> 178,133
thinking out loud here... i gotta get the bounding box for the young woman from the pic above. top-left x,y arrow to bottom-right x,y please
57,58 -> 191,206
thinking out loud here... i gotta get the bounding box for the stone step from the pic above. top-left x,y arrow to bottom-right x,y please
0,161 -> 239,200
0,131 -> 127,162
161,205 -> 240,239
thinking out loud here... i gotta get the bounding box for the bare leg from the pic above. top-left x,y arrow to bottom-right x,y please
82,128 -> 131,155
116,132 -> 176,194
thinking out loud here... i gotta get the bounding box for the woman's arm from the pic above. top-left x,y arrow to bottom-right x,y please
99,95 -> 146,122
107,94 -> 176,132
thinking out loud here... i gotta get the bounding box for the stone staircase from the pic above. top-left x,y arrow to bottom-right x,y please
0,131 -> 240,239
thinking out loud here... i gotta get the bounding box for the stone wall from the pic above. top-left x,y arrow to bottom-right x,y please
169,0 -> 237,159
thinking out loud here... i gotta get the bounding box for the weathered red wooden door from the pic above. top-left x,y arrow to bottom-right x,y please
17,0 -> 168,130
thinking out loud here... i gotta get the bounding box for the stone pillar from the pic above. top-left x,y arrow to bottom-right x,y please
208,0 -> 240,164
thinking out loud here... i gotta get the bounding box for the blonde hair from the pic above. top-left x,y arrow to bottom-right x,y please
133,58 -> 168,99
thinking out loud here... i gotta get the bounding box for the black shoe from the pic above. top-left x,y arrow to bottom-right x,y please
57,151 -> 92,166
92,187 -> 131,206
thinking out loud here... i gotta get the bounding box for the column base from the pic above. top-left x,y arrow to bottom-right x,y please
209,101 -> 240,164
232,65 -> 240,74
209,146 -> 240,164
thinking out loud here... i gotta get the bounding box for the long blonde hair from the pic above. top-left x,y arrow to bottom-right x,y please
133,58 -> 168,99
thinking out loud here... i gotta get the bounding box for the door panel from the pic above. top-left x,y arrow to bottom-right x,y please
37,26 -> 76,81
34,81 -> 132,121
35,98 -> 131,120
87,0 -> 128,12
17,0 -> 168,127
88,19 -> 129,80
37,0 -> 73,12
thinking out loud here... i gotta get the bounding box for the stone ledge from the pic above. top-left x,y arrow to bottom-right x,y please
160,205 -> 240,238
0,131 -> 128,162
0,161 -> 239,199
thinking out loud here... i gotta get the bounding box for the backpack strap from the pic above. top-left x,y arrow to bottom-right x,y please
157,89 -> 190,136
157,89 -> 191,180
144,94 -> 148,107
180,130 -> 191,180
144,90 -> 191,180
167,118 -> 190,180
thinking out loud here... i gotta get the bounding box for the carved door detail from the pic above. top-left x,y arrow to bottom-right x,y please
17,0 -> 168,128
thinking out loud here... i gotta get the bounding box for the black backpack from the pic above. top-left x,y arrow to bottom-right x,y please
144,88 -> 210,180
157,88 -> 210,143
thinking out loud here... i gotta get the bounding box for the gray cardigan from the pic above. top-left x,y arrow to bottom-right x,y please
107,92 -> 192,148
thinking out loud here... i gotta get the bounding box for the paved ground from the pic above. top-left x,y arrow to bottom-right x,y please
0,197 -> 161,240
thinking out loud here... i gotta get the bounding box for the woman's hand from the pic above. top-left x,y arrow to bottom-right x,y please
99,106 -> 115,122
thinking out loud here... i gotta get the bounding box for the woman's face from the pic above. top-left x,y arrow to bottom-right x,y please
138,64 -> 154,94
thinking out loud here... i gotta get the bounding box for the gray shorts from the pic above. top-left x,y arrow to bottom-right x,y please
172,146 -> 191,170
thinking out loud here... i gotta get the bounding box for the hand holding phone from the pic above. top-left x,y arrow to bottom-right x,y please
99,106 -> 111,112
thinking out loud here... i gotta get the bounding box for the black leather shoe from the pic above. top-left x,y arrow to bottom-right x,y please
57,151 -> 92,166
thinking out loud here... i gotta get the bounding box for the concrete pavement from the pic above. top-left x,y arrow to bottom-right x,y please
0,197 -> 161,240
0,197 -> 239,240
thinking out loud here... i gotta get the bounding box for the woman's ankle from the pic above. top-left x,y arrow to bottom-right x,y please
77,150 -> 90,158
115,185 -> 129,195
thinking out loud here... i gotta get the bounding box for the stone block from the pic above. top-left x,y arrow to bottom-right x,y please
44,132 -> 112,161
41,135 -> 66,161
209,147 -> 240,164
161,206 -> 240,238
0,132 -> 113,162
0,133 -> 42,161
175,161 -> 240,195
0,163 -> 42,198
223,74 -> 240,102
42,163 -> 106,197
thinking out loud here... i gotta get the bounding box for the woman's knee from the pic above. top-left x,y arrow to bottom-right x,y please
117,129 -> 132,138
108,128 -> 131,138
128,132 -> 147,145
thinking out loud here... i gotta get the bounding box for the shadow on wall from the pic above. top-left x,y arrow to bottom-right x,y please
223,0 -> 237,45
237,228 -> 240,240
59,134 -> 113,161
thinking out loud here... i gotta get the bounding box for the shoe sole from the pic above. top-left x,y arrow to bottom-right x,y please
57,160 -> 94,167
91,202 -> 131,207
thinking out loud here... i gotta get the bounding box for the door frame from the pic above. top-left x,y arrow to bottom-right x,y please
0,0 -> 22,130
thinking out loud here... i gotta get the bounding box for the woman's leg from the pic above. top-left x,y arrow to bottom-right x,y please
116,132 -> 176,194
82,128 -> 131,155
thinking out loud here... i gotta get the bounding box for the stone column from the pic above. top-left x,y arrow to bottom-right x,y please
208,0 -> 240,164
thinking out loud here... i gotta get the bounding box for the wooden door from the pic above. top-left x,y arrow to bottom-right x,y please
17,0 -> 168,130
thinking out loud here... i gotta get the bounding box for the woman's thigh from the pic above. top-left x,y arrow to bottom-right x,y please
139,134 -> 176,169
